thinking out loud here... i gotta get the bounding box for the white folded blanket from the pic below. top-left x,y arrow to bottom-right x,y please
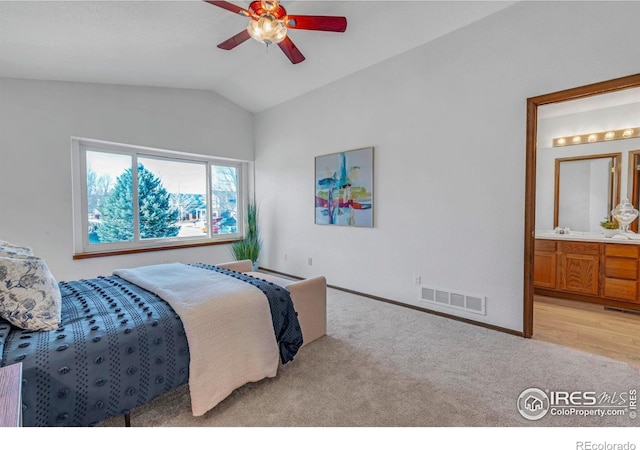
113,263 -> 279,416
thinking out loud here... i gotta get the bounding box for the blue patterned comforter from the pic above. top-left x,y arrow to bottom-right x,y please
0,265 -> 302,426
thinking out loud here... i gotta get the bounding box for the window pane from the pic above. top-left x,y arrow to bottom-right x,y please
86,151 -> 134,244
138,157 -> 207,240
211,165 -> 238,235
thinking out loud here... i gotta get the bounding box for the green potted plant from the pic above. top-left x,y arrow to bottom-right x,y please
230,201 -> 262,270
600,218 -> 619,238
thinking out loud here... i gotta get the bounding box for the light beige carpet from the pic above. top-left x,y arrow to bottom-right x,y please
100,288 -> 640,427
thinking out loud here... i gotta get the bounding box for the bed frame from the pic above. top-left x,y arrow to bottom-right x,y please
216,260 -> 327,347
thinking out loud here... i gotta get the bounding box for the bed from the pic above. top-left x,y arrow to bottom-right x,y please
0,247 -> 326,427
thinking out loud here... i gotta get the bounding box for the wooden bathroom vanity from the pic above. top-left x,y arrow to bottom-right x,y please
534,235 -> 640,311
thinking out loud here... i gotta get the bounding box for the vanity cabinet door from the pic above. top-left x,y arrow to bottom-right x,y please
534,240 -> 557,288
557,242 -> 600,296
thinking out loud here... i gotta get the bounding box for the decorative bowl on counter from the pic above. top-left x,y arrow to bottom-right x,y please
612,198 -> 639,233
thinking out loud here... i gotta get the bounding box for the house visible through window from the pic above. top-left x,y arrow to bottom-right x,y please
73,138 -> 244,256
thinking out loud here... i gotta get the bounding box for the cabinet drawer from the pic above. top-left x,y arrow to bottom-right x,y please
535,240 -> 557,252
605,244 -> 639,259
604,257 -> 639,280
604,278 -> 638,302
558,241 -> 600,255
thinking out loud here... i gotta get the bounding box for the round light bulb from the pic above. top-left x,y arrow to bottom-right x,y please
247,16 -> 287,45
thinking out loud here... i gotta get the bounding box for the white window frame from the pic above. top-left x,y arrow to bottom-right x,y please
71,137 -> 247,257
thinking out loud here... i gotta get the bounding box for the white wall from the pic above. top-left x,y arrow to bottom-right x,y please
254,1 -> 640,332
0,78 -> 254,280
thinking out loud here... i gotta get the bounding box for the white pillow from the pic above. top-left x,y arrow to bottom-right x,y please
0,256 -> 62,331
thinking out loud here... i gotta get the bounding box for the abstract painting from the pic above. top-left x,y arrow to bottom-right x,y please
315,147 -> 374,227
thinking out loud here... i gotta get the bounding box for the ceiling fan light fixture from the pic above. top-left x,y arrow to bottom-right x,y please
209,0 -> 347,64
247,16 -> 287,46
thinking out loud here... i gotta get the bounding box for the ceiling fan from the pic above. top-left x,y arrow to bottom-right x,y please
205,0 -> 347,64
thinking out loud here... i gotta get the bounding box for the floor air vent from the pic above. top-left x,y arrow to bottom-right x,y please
419,285 -> 486,315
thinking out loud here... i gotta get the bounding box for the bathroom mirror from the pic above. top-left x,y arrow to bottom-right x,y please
554,153 -> 620,232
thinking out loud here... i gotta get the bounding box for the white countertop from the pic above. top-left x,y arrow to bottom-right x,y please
536,230 -> 640,244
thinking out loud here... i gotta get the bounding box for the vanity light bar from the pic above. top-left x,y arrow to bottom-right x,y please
553,127 -> 640,147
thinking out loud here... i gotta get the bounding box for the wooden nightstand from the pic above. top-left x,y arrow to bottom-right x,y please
0,363 -> 22,427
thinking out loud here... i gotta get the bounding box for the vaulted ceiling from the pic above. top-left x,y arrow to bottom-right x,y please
0,1 -> 516,113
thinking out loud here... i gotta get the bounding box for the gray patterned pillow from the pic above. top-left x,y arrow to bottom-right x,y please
0,244 -> 33,256
0,256 -> 62,331
0,249 -> 33,259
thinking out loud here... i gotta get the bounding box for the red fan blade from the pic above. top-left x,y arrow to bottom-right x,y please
284,15 -> 347,32
204,1 -> 257,19
278,36 -> 305,64
217,29 -> 251,50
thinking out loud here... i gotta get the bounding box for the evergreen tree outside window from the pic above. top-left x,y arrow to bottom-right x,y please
96,164 -> 181,243
137,164 -> 181,239
95,165 -> 135,243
